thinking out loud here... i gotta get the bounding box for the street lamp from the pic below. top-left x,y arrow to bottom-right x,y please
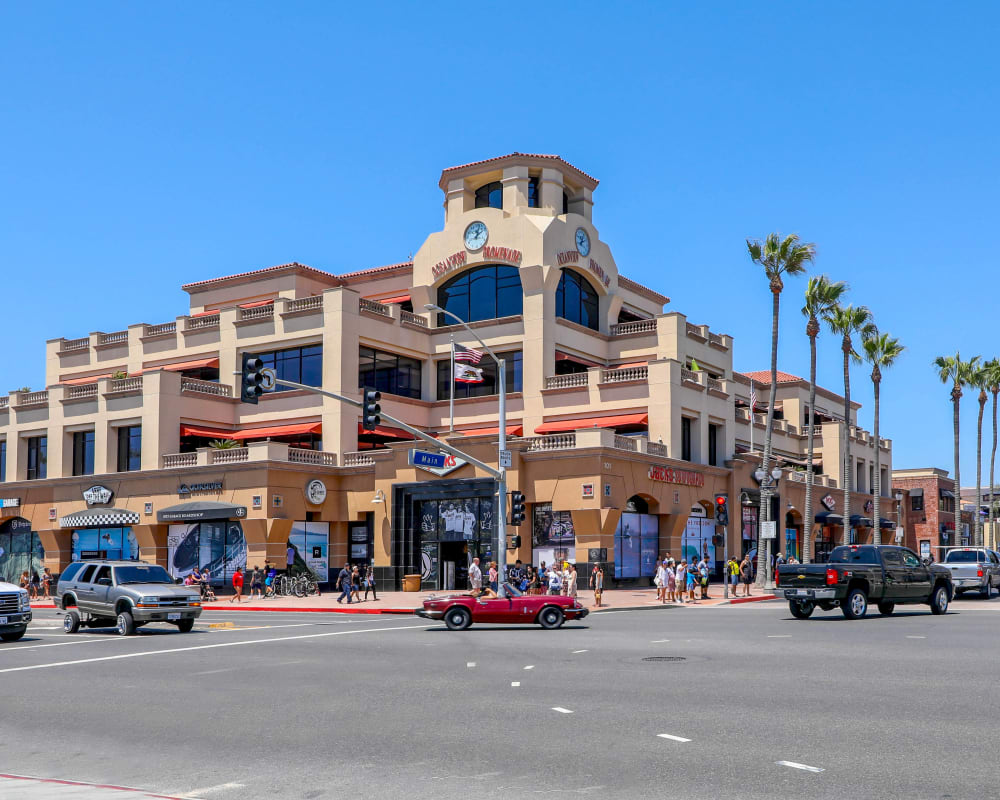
754,466 -> 783,587
425,303 -> 509,597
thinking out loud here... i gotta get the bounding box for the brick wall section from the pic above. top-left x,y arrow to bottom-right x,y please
892,473 -> 968,559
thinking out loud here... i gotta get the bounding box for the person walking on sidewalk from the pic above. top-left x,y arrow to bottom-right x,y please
468,557 -> 483,595
566,563 -> 578,598
592,564 -> 605,607
364,564 -> 378,601
547,566 -> 563,595
655,561 -> 666,602
229,567 -> 244,603
248,566 -> 263,600
728,558 -> 739,596
488,561 -> 499,593
336,563 -> 353,604
686,561 -> 699,604
286,543 -> 296,580
739,555 -> 752,597
351,565 -> 362,603
697,557 -> 710,599
674,561 -> 686,603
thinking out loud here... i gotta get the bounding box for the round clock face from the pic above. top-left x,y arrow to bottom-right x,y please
575,227 -> 591,257
464,221 -> 488,251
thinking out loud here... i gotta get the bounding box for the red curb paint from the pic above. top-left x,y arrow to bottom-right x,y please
200,604 -> 416,614
728,594 -> 776,604
0,773 -> 185,798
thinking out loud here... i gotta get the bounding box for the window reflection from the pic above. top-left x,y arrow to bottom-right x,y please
474,181 -> 503,209
555,268 -> 600,331
438,265 -> 522,325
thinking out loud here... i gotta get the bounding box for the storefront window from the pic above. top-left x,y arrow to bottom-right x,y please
358,346 -> 422,399
73,431 -> 95,476
681,515 -> 715,570
555,268 -> 600,331
615,512 -> 659,579
532,503 -> 576,569
436,350 -> 522,400
71,527 -> 138,562
347,519 -> 373,567
166,521 -> 246,586
437,265 -> 523,325
0,518 -> 43,584
289,521 -> 330,583
741,503 -> 758,557
417,496 -> 496,590
27,436 -> 47,480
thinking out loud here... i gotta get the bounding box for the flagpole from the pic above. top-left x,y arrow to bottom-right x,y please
750,379 -> 755,453
449,335 -> 456,433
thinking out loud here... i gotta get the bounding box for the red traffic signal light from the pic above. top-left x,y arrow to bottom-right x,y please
714,494 -> 729,525
715,494 -> 727,506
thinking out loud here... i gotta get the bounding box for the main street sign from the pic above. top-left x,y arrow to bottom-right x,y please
409,449 -> 467,477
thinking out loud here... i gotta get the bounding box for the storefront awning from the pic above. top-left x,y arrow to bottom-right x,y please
375,294 -> 411,305
61,373 -> 114,386
879,517 -> 896,529
940,489 -> 956,499
454,424 -> 524,437
555,351 -> 603,368
238,299 -> 274,309
535,412 -> 648,434
180,422 -> 322,440
157,357 -> 220,372
815,511 -> 843,525
158,501 -> 247,523
850,514 -> 874,527
59,508 -> 141,528
357,423 -> 417,440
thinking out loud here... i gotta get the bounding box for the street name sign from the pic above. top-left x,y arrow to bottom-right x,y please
409,449 -> 447,469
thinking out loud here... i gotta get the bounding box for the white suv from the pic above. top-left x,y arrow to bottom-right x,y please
0,580 -> 32,642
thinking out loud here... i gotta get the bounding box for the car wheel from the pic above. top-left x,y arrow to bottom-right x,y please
115,610 -> 136,636
176,618 -> 195,633
982,581 -> 991,599
444,607 -> 471,631
63,610 -> 81,634
877,602 -> 895,616
0,629 -> 26,642
841,588 -> 868,620
538,606 -> 565,629
789,600 -> 814,619
930,585 -> 950,615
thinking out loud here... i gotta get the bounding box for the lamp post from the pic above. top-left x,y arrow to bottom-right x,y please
754,466 -> 783,588
425,303 -> 509,597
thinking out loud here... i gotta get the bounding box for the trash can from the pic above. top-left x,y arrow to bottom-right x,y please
402,574 -> 422,592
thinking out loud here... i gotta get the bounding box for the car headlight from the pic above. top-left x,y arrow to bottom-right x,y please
19,591 -> 30,611
138,596 -> 158,605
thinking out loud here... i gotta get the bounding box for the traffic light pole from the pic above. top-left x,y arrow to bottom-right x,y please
497,359 -> 507,597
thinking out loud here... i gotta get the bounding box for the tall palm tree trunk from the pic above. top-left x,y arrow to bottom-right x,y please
990,389 -> 998,549
976,392 -> 986,546
841,339 -> 852,546
872,372 -> 882,546
953,388 -> 962,547
757,289 -> 780,586
804,324 -> 818,563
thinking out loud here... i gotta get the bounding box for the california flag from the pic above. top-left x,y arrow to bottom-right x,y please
454,362 -> 484,384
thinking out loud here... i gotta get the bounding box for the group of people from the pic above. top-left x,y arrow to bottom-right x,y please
465,557 -> 607,607
335,563 -> 377,604
18,569 -> 52,600
653,553 -> 713,604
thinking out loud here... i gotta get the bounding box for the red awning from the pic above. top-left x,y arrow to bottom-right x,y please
238,299 -> 275,309
150,357 -> 220,373
180,422 -> 321,440
611,361 -> 648,369
535,413 -> 648,434
61,373 -> 113,386
357,422 -> 417,440
190,309 -> 220,317
373,294 -> 411,305
555,351 -> 603,368
456,424 -> 523,437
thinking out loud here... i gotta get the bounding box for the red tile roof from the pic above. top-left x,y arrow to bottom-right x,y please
337,261 -> 413,282
182,262 -> 337,291
739,370 -> 804,384
440,153 -> 599,187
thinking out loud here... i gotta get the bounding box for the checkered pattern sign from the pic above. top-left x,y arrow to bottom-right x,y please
59,510 -> 141,528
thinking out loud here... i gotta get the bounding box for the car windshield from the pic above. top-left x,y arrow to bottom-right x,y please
828,546 -> 879,564
502,582 -> 523,597
944,550 -> 984,563
114,565 -> 174,585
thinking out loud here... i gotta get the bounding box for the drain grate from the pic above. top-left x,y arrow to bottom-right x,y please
642,656 -> 686,662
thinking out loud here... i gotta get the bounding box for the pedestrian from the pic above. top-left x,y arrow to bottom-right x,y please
593,563 -> 605,607
286,542 -> 296,579
41,568 -> 52,599
698,558 -> 710,599
488,561 -> 499,593
249,566 -> 263,600
548,566 -> 563,595
655,560 -> 666,602
264,565 -> 276,598
666,560 -> 676,602
686,561 -> 698,603
229,567 -> 244,603
351,565 -> 362,602
566,563 -> 578,598
539,561 -> 549,587
740,555 -> 752,597
787,554 -> 799,565
508,559 -> 524,586
528,567 -> 540,595
728,558 -> 739,596
675,561 -> 687,603
29,571 -> 40,599
336,563 -> 353,604
468,557 -> 483,595
364,564 -> 378,601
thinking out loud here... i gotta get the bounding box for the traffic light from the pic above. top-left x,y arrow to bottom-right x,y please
509,491 -> 526,526
240,353 -> 265,404
714,493 -> 729,526
509,535 -> 522,549
361,388 -> 382,431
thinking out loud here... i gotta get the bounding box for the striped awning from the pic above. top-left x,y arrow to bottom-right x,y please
59,507 -> 141,529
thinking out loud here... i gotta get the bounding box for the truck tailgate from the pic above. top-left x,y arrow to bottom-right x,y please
777,565 -> 829,588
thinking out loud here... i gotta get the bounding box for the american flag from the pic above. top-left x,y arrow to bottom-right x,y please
749,380 -> 757,412
454,344 -> 483,364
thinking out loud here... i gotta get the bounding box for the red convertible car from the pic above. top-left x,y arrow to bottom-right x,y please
417,583 -> 589,630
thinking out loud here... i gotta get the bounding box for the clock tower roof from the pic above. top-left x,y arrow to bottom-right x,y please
439,153 -> 599,191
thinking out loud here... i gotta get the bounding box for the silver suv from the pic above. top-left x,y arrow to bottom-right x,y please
56,560 -> 202,636
0,579 -> 32,642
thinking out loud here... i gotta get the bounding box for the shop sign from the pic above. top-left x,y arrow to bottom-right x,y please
647,466 -> 704,487
305,479 -> 327,505
178,481 -> 223,496
582,483 -> 595,498
49,508 -> 57,521
412,452 -> 466,477
604,483 -> 612,497
144,502 -> 153,516
864,499 -> 874,513
432,250 -> 467,279
820,494 -> 836,511
481,245 -> 521,265
0,498 -> 20,508
557,250 -> 579,266
273,495 -> 283,508
83,485 -> 113,505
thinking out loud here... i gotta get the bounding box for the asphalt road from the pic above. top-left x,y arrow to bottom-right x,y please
3,597 -> 1000,800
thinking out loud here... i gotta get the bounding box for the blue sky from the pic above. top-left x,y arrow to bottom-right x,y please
1,2 -> 997,485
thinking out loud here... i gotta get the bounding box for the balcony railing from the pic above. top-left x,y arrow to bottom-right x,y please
18,391 -> 49,406
601,365 -> 648,383
60,337 -> 90,353
144,322 -> 177,337
706,377 -> 724,393
181,377 -> 232,397
213,448 -> 249,464
99,330 -> 128,346
284,296 -> 323,314
238,303 -> 274,322
0,397 -> 8,410
359,298 -> 392,317
524,433 -> 577,451
65,384 -> 99,400
163,453 -> 198,468
545,373 -> 589,389
708,332 -> 726,347
686,322 -> 703,337
647,440 -> 669,458
680,368 -> 700,384
614,434 -> 638,452
186,314 -> 220,330
610,319 -> 656,336
400,310 -> 428,328
288,447 -> 338,466
343,451 -> 376,466
107,377 -> 143,394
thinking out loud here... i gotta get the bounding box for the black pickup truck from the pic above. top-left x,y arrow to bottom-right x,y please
777,545 -> 953,620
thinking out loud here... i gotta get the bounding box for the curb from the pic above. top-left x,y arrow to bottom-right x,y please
727,594 -> 777,605
200,604 -> 416,614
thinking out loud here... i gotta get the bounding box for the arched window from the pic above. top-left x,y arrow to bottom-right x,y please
555,268 -> 600,330
437,265 -> 522,325
474,181 -> 503,210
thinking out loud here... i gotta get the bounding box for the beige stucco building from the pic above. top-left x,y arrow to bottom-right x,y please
0,153 -> 898,590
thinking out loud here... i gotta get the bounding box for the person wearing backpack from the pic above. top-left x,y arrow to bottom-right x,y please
547,567 -> 563,596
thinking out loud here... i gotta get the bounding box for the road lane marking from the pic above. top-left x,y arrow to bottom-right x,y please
178,782 -> 245,797
26,625 -> 62,630
776,761 -> 824,773
467,662 -> 476,668
906,635 -> 926,639
0,623 -> 431,674
511,681 -> 520,687
657,734 -> 691,743
572,649 -> 589,654
651,639 -> 670,643
551,707 -> 573,714
524,665 -> 535,670
1,637 -> 134,652
767,635 -> 792,638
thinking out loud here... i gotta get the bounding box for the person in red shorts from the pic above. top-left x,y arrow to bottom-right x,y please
229,566 -> 244,604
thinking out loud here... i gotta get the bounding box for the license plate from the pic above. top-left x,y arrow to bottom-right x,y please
796,590 -> 809,596
0,616 -> 6,624
167,613 -> 181,621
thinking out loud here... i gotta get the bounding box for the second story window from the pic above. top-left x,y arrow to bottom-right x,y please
555,268 -> 600,331
73,431 -> 95,476
474,181 -> 503,210
258,345 -> 322,392
27,436 -> 47,480
117,426 -> 141,472
0,440 -> 5,482
359,347 -> 422,399
681,418 -> 692,462
527,177 -> 540,208
438,265 -> 522,325
911,493 -> 924,512
708,424 -> 719,467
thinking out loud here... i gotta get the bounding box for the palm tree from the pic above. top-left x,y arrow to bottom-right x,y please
861,331 -> 905,545
935,353 -> 980,549
985,359 -> 1000,548
970,363 -> 990,547
747,232 -> 815,583
800,276 -> 848,562
825,305 -> 876,545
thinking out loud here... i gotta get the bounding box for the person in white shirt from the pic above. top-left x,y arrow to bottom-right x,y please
655,561 -> 667,602
468,557 -> 483,594
548,568 -> 563,596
